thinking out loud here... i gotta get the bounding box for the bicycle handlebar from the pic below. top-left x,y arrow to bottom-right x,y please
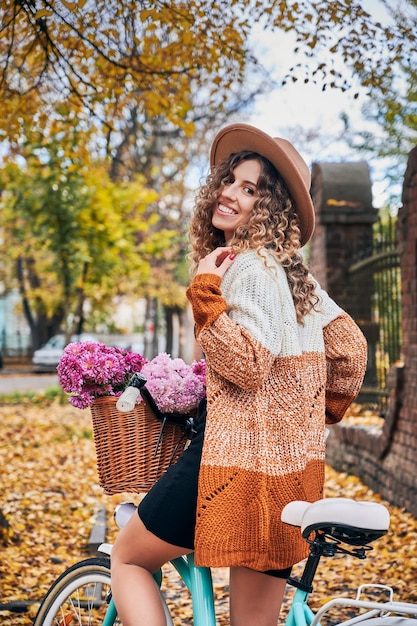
116,372 -> 166,420
116,373 -> 197,435
116,372 -> 145,412
116,385 -> 141,412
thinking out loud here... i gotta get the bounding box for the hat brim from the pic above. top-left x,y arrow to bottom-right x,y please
210,124 -> 315,247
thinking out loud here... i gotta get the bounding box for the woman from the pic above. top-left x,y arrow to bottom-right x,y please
111,124 -> 367,626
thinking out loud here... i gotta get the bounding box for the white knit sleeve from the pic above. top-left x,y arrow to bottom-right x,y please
221,252 -> 285,356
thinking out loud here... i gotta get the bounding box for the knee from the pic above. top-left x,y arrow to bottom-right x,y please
110,534 -> 126,572
111,526 -> 141,571
110,511 -> 142,570
110,521 -> 152,573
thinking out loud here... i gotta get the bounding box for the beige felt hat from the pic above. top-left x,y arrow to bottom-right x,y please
210,123 -> 315,246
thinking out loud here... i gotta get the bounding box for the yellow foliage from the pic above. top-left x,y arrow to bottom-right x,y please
0,0 -> 412,148
0,152 -> 161,329
34,7 -> 52,19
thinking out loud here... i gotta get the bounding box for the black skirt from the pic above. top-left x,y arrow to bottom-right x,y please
138,399 -> 207,549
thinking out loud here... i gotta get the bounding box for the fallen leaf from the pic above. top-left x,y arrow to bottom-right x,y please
0,400 -> 415,626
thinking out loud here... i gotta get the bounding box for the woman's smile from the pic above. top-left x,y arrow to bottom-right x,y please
217,202 -> 237,215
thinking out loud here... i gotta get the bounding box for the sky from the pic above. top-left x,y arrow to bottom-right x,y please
245,0 -> 405,208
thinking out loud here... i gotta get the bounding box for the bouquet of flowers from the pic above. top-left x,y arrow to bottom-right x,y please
139,353 -> 206,415
57,342 -> 147,409
58,342 -> 206,415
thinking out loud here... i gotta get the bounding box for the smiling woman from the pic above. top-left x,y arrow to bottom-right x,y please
110,123 -> 368,626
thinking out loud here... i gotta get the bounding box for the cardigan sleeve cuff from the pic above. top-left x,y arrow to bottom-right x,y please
186,274 -> 227,336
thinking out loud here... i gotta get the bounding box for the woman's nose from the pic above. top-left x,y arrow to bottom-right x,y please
222,183 -> 237,200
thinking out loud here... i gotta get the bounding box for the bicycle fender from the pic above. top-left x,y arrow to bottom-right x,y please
98,542 -> 112,556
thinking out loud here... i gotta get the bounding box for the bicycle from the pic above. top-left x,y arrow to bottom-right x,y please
33,494 -> 417,625
33,378 -> 417,626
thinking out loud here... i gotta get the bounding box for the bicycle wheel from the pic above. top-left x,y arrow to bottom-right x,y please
33,556 -> 118,626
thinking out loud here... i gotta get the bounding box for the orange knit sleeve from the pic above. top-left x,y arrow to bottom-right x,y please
186,274 -> 227,336
324,312 -> 368,424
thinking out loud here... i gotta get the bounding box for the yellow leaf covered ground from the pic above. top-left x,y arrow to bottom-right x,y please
0,399 -> 416,625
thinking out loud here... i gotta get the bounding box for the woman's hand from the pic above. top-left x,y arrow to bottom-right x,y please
195,247 -> 237,278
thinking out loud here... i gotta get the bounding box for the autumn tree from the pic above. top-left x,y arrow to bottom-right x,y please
338,1 -> 417,204
0,126 -> 158,350
1,0 -> 416,353
0,0 -> 265,178
1,1 -> 415,133
2,0 -> 415,213
0,1 -> 269,351
2,1 -> 416,188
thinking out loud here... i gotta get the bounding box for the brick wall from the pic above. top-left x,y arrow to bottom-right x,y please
312,149 -> 417,516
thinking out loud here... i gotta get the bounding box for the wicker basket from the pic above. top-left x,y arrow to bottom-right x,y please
90,396 -> 190,494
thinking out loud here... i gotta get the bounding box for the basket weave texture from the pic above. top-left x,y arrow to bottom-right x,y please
90,396 -> 189,494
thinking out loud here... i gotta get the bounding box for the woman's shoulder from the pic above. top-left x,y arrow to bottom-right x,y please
221,248 -> 286,293
230,248 -> 283,274
233,249 -> 287,283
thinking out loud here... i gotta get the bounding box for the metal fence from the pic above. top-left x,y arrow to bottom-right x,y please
348,215 -> 401,413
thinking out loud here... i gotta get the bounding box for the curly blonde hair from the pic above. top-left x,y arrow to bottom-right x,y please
188,151 -> 319,323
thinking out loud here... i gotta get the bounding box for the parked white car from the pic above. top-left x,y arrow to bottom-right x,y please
32,334 -> 97,372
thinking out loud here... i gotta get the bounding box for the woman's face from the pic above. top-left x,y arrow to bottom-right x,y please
212,158 -> 261,243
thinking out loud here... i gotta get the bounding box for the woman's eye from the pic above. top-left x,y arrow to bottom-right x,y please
224,176 -> 234,185
244,186 -> 255,195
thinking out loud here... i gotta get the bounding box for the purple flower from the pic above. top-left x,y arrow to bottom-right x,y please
58,343 -> 206,414
57,342 -> 148,409
192,359 -> 206,384
140,353 -> 206,414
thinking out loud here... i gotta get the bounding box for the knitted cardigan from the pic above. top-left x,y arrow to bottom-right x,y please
186,249 -> 367,571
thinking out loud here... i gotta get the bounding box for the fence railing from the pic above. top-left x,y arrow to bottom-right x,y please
348,216 -> 401,413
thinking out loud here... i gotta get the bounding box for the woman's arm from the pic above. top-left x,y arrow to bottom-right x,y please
323,313 -> 368,424
186,263 -> 282,390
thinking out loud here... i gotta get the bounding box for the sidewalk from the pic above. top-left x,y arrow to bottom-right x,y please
0,360 -> 58,393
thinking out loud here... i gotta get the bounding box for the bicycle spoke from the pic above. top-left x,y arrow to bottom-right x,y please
33,558 -> 119,626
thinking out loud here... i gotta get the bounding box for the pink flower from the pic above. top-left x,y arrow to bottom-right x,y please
58,343 -> 206,414
57,342 -> 147,409
191,359 -> 206,384
140,353 -> 206,414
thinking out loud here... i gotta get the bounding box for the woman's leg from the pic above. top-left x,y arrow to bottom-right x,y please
111,511 -> 192,626
229,566 -> 287,626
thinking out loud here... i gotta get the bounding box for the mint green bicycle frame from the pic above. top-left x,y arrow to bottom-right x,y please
100,553 -> 317,626
285,589 -> 315,626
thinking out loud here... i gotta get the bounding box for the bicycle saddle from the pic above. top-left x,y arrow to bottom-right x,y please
281,497 -> 390,545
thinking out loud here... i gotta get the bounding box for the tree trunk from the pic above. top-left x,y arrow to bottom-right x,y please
16,256 -> 64,350
165,307 -> 174,355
